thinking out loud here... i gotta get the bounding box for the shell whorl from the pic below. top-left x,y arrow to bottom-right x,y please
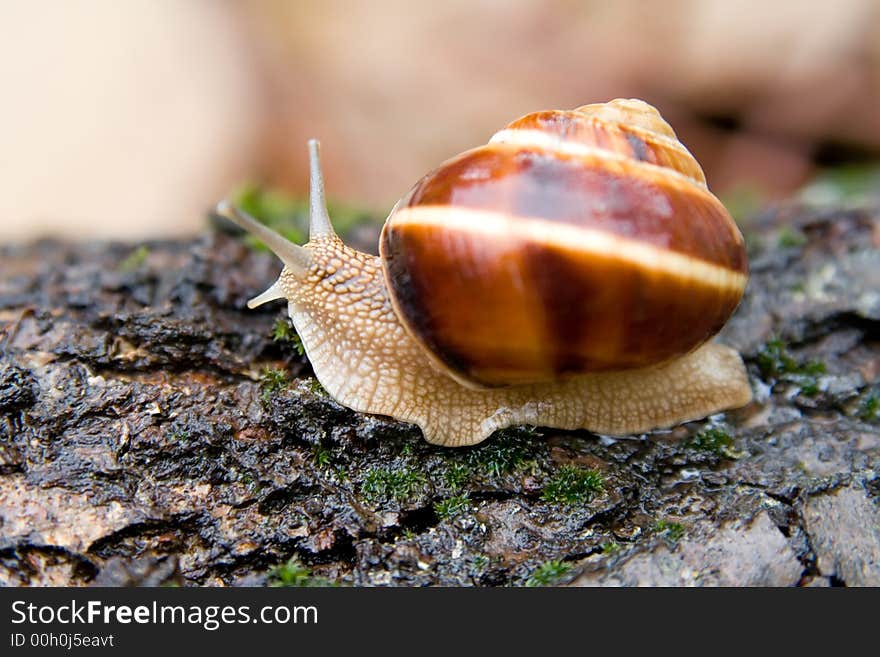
380,99 -> 747,388
490,98 -> 707,188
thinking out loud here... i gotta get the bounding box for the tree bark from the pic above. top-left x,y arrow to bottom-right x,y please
1,205 -> 878,586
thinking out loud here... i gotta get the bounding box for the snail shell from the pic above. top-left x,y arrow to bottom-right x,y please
381,99 -> 747,387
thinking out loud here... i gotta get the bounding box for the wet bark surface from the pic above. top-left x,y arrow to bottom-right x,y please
1,205 -> 878,587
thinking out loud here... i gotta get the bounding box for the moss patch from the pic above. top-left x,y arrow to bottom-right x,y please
361,466 -> 427,503
259,368 -> 288,403
233,183 -> 306,249
271,317 -> 305,356
312,444 -> 332,468
601,541 -> 621,555
466,429 -> 536,478
799,164 -> 880,207
269,557 -> 333,587
231,182 -> 379,249
776,226 -> 807,249
757,338 -> 826,396
858,394 -> 879,422
441,462 -> 471,492
654,520 -> 685,545
541,464 -> 604,506
433,493 -> 470,520
525,560 -> 571,587
687,428 -> 740,458
118,245 -> 150,272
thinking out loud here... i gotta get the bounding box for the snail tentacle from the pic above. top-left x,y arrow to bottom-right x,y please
215,201 -> 311,273
307,139 -> 337,240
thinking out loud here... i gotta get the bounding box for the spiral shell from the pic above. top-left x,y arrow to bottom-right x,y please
380,99 -> 747,388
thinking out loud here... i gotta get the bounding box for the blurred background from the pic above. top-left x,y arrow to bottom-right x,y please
1,0 -> 879,242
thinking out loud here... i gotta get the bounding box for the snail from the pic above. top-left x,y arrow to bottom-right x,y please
217,98 -> 752,447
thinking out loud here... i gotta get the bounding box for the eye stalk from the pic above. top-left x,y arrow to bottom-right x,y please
307,139 -> 336,241
215,140 -> 344,310
214,200 -> 311,276
215,138 -> 338,272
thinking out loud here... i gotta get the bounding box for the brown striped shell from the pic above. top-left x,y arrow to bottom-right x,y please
379,99 -> 747,388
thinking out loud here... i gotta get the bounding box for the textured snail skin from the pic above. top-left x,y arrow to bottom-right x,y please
217,99 -> 753,447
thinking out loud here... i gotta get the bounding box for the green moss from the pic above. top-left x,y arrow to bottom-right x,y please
776,226 -> 807,249
525,560 -> 571,587
269,557 -> 333,587
687,428 -> 740,458
654,520 -> 685,545
799,164 -> 880,206
233,183 -> 306,250
434,493 -> 470,520
312,444 -> 332,468
271,318 -> 305,356
859,394 -> 879,422
466,430 -> 535,478
361,466 -> 426,503
442,462 -> 471,491
757,338 -> 825,377
166,429 -> 190,442
259,367 -> 288,403
801,360 -> 827,376
601,541 -> 621,555
231,181 -> 379,249
797,360 -> 826,396
757,338 -> 798,377
541,464 -> 604,506
471,555 -> 489,573
719,185 -> 765,223
119,245 -> 150,271
719,186 -> 765,255
757,338 -> 826,396
305,377 -> 328,397
271,317 -> 294,342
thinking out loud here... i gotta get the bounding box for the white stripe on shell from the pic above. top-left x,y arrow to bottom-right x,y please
489,128 -> 708,189
390,205 -> 747,294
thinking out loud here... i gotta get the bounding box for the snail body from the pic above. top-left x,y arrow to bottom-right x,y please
218,99 -> 752,447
